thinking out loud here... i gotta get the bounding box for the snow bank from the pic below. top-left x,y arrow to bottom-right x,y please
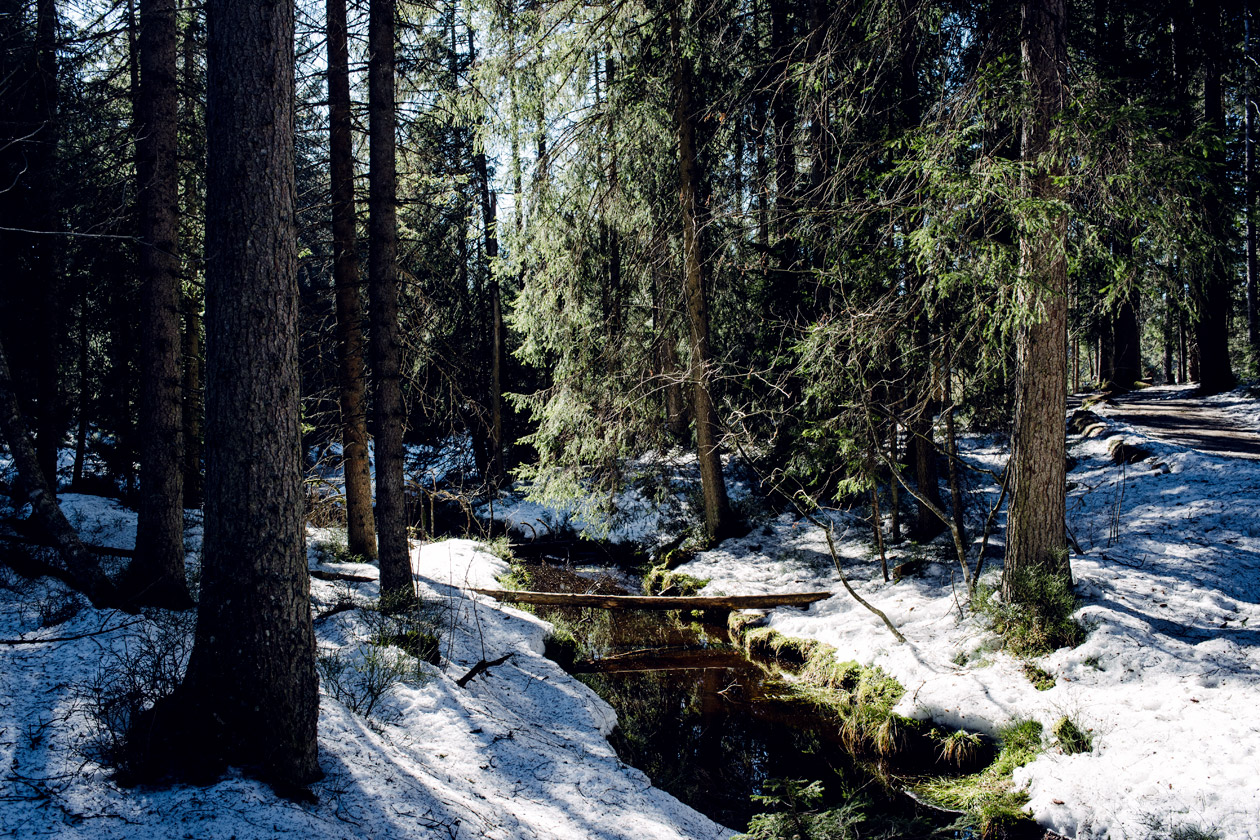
0,524 -> 732,839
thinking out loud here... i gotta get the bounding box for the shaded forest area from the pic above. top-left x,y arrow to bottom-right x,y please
2,0 -> 1259,800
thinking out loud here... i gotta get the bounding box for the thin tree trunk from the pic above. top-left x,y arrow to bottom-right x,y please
180,5 -> 203,509
1248,2 -> 1258,362
33,0 -> 60,492
1004,0 -> 1070,598
328,0 -> 377,558
72,287 -> 89,486
369,0 -> 410,596
131,0 -> 189,607
673,2 -> 734,543
1194,0 -> 1236,394
473,129 -> 505,486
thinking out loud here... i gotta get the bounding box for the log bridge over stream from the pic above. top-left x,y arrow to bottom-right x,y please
469,588 -> 833,611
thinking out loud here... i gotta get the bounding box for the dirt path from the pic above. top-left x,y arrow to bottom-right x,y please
1086,385 -> 1260,460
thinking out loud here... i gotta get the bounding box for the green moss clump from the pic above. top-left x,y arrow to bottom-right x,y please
742,626 -> 820,667
1052,715 -> 1092,755
1021,661 -> 1056,691
914,719 -> 1043,836
641,565 -> 709,597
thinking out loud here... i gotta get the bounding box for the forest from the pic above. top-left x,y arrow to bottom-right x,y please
2,0 -> 1260,837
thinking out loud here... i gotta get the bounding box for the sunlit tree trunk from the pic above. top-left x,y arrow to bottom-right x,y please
369,0 -> 411,595
328,0 -> 377,558
1004,0 -> 1070,598
673,2 -> 735,543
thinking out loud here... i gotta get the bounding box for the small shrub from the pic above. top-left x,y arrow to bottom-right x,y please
318,644 -> 414,720
543,624 -> 579,669
1052,715 -> 1092,755
737,779 -> 863,840
86,609 -> 196,768
364,592 -> 445,668
310,529 -> 368,565
37,589 -> 83,627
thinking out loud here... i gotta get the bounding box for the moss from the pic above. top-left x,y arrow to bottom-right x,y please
1021,661 -> 1056,691
641,565 -> 709,597
914,719 -> 1043,837
1052,715 -> 1092,755
741,626 -> 821,667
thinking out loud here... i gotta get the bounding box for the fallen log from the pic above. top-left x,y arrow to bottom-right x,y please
468,588 -> 832,611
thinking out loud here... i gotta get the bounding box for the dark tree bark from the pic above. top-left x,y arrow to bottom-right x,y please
180,5 -> 204,508
673,3 -> 735,544
473,126 -> 506,486
1004,0 -> 1070,598
133,0 -> 321,789
1248,2 -> 1259,362
369,0 -> 411,596
1194,0 -> 1236,394
131,0 -> 190,607
32,0 -> 61,492
328,0 -> 377,559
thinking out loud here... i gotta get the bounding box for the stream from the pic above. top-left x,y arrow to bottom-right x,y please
507,538 -> 976,837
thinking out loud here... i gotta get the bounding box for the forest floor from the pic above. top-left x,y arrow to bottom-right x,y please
1,384 -> 1259,839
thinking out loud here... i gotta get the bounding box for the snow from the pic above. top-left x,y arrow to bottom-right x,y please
669,389 -> 1260,839
5,386 -> 1260,838
0,519 -> 731,838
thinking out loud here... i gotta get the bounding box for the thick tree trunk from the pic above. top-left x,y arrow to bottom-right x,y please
131,0 -> 189,607
1111,292 -> 1140,388
1004,0 -> 1070,598
328,0 -> 377,559
673,4 -> 734,543
369,0 -> 411,596
1194,0 -> 1236,394
0,338 -> 118,607
145,0 -> 320,788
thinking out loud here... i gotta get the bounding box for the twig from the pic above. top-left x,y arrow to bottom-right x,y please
0,617 -> 145,646
455,652 -> 514,688
802,511 -> 906,644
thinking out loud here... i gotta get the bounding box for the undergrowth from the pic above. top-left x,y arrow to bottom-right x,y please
914,718 -> 1044,836
975,565 -> 1084,657
642,564 -> 709,597
736,778 -> 965,840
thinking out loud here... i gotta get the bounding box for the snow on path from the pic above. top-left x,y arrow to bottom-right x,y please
0,517 -> 733,839
676,394 -> 1260,840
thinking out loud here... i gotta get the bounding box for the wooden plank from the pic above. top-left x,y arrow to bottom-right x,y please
468,588 -> 832,610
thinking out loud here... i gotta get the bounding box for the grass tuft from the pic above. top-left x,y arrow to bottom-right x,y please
914,718 -> 1043,837
1051,715 -> 1092,755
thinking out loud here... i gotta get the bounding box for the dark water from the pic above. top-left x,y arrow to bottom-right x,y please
511,548 -> 967,836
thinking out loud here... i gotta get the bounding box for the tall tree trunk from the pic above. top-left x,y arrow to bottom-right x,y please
473,132 -> 505,486
32,0 -> 60,491
134,0 -> 320,788
369,0 -> 410,596
1194,0 -> 1236,394
180,4 -> 203,508
328,0 -> 377,558
673,2 -> 734,543
1004,0 -> 1070,598
131,0 -> 189,607
1248,2 -> 1258,364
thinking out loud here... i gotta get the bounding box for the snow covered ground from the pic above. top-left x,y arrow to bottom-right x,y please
4,387 -> 1260,838
0,509 -> 731,838
672,389 -> 1260,839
